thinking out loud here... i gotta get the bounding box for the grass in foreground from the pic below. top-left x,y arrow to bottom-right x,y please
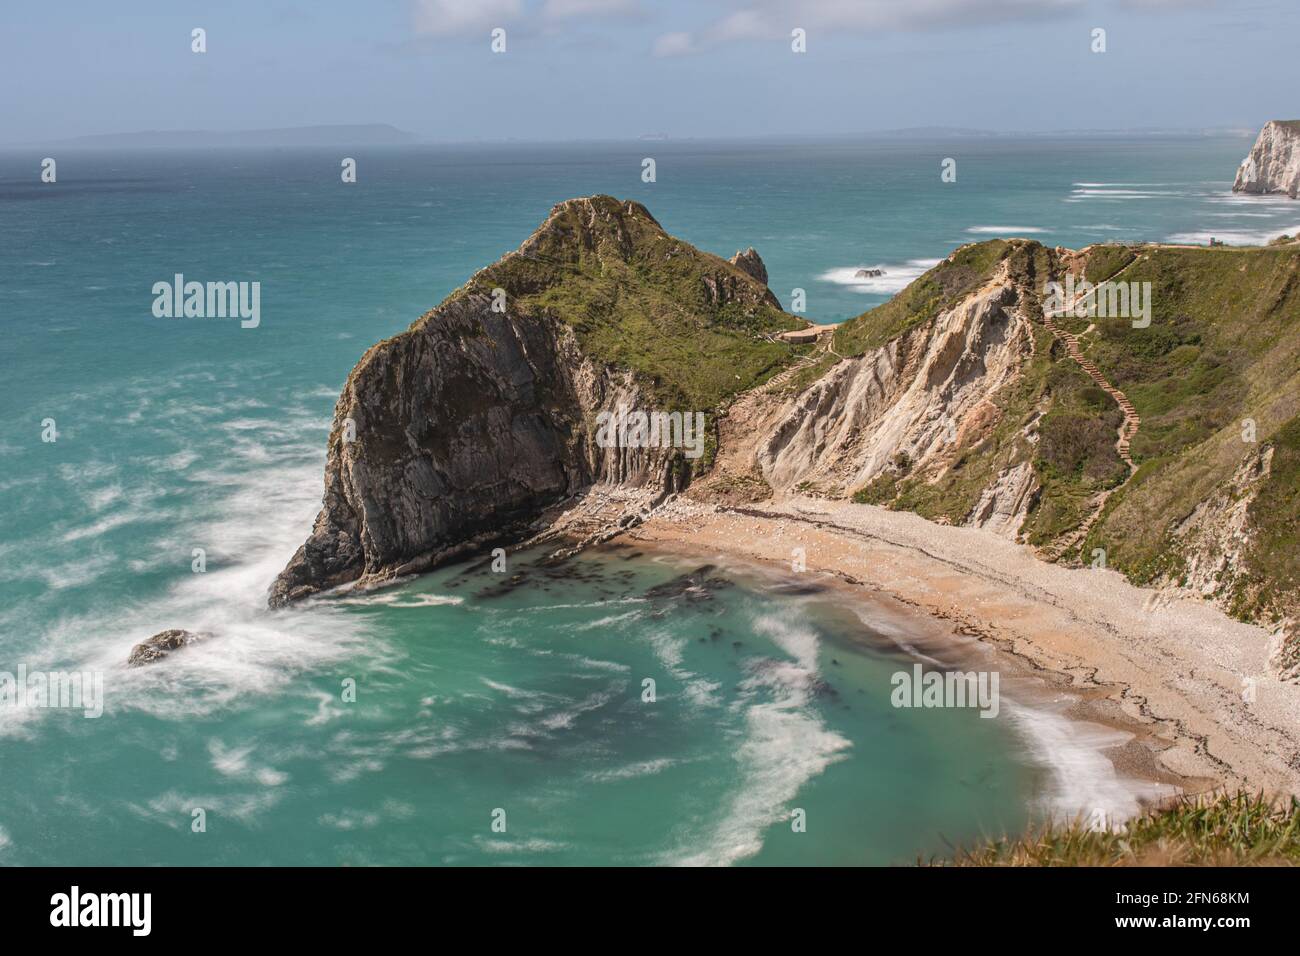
936,792 -> 1300,866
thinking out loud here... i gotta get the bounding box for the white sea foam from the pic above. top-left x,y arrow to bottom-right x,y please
208,739 -> 290,787
575,609 -> 643,631
847,602 -> 1165,828
1205,211 -> 1281,218
1206,193 -> 1298,206
539,688 -> 617,731
335,591 -> 463,608
562,653 -> 631,673
1004,698 -> 1176,827
588,757 -> 677,782
127,788 -> 284,827
481,677 -> 530,698
820,258 -> 941,294
476,837 -> 567,854
1166,222 -> 1300,245
966,225 -> 1047,235
1070,188 -> 1182,199
0,409 -> 390,740
665,610 -> 850,866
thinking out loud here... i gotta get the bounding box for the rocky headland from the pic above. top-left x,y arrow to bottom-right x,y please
1234,120 -> 1300,198
268,195 -> 1300,798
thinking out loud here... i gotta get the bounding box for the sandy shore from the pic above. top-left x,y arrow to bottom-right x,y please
620,495 -> 1300,802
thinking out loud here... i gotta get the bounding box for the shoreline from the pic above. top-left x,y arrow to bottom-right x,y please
617,495 -> 1300,807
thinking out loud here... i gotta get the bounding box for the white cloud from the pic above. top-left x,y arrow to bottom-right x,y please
654,0 -> 1087,56
412,0 -> 523,37
653,31 -> 698,57
543,0 -> 640,17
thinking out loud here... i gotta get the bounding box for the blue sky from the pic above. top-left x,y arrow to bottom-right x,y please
2,0 -> 1297,142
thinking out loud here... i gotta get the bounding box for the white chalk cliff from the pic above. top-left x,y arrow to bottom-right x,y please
1234,120 -> 1300,198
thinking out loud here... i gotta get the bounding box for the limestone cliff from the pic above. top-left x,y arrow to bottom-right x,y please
269,196 -> 793,605
1234,120 -> 1300,198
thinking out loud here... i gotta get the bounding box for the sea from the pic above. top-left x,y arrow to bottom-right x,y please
0,134 -> 1287,865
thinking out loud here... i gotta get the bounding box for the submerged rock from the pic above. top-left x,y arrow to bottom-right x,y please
644,564 -> 734,601
127,629 -> 204,666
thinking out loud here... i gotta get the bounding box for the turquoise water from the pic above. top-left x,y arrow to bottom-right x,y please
0,136 -> 1287,865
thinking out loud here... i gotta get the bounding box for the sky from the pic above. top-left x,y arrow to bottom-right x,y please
2,0 -> 1297,143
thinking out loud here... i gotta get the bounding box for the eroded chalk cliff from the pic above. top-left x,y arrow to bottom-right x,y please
1234,121 -> 1300,198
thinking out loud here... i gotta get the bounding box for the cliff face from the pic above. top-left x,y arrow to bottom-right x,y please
270,196 -> 793,605
274,197 -> 1300,675
696,240 -> 1052,539
758,271 -> 1031,506
1234,120 -> 1300,198
697,237 -> 1300,673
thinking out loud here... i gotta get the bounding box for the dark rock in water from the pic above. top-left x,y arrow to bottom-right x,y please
854,268 -> 885,279
127,629 -> 204,666
644,565 -> 734,602
809,677 -> 839,699
768,580 -> 826,596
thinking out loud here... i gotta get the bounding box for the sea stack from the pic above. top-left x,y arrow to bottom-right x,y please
1233,120 -> 1300,198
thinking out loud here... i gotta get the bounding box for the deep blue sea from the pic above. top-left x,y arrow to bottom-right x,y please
0,136 -> 1287,865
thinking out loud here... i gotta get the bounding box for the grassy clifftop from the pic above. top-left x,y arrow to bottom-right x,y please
942,792 -> 1300,866
455,195 -> 801,410
1075,244 -> 1300,627
838,238 -> 1300,645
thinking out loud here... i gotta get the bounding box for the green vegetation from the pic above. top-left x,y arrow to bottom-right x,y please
1075,244 -> 1300,618
832,240 -> 1013,356
1237,414 -> 1300,626
939,792 -> 1300,867
456,195 -> 801,411
839,242 -> 1127,539
1082,244 -> 1136,284
829,236 -> 1299,630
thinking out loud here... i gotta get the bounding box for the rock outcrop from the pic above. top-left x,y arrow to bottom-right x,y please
270,196 -> 793,606
128,629 -> 204,666
757,265 -> 1034,512
729,247 -> 768,286
1234,121 -> 1300,198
